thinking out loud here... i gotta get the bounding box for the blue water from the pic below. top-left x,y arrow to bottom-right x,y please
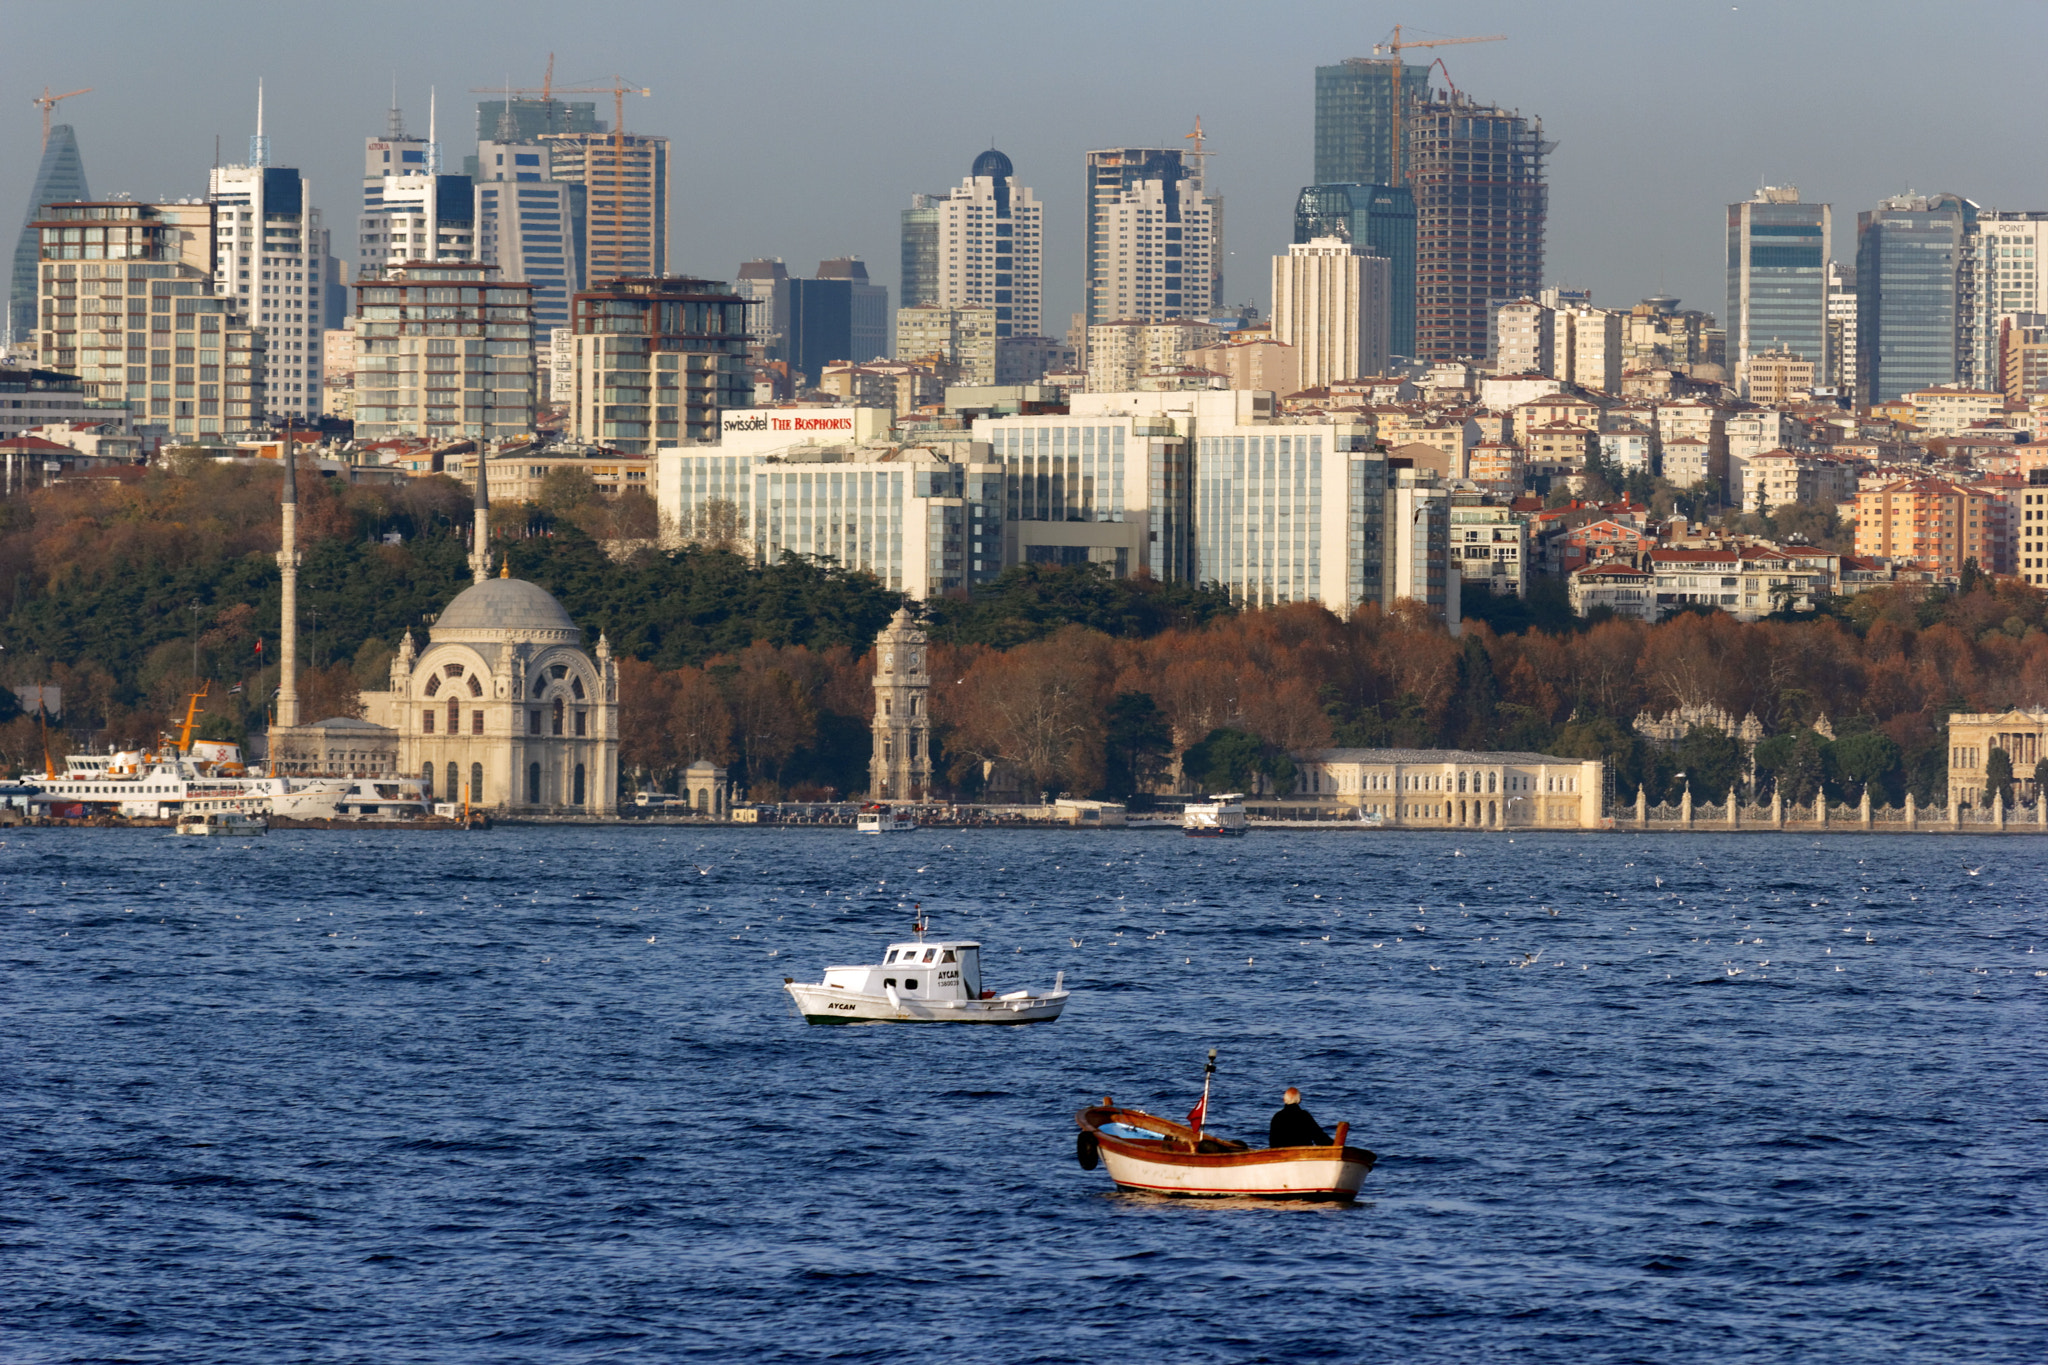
4,828 -> 2045,1363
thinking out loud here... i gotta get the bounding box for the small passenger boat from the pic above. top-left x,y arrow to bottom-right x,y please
1073,1051 -> 1375,1200
783,912 -> 1067,1025
857,804 -> 918,833
1183,793 -> 1248,838
174,810 -> 269,838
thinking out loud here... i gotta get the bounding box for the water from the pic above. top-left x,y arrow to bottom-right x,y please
4,828 -> 2045,1363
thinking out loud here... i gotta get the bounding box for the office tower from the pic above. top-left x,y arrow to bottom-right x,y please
1084,147 -> 1222,328
1272,239 -> 1391,389
351,261 -> 533,445
210,150 -> 326,423
1295,183 -> 1416,357
1824,261 -> 1857,391
464,97 -> 601,176
540,131 -> 669,283
568,276 -> 748,452
474,138 -> 585,334
1405,94 -> 1546,363
1856,193 -> 1973,405
9,123 -> 90,346
1726,187 -> 1829,397
359,166 -> 476,282
31,201 -> 266,439
1313,58 -> 1432,186
735,259 -> 790,360
786,259 -> 888,383
899,149 -> 1044,339
1966,211 -> 2048,387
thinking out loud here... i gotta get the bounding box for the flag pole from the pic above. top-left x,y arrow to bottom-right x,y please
1194,1047 -> 1217,1142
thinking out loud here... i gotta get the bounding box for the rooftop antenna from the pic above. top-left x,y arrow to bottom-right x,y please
495,78 -> 518,141
250,80 -> 269,168
386,73 -> 406,139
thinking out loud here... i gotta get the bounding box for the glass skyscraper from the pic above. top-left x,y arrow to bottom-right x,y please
9,124 -> 90,346
1726,188 -> 1829,391
1294,183 -> 1416,358
1313,59 -> 1432,187
1856,193 -> 1974,405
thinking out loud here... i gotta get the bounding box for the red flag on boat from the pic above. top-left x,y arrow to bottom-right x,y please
1186,1096 -> 1206,1133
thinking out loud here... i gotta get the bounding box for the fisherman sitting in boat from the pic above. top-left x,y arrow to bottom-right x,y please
1269,1087 -> 1333,1148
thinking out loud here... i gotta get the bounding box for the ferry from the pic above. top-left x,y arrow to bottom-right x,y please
1183,793 -> 1248,838
783,912 -> 1068,1025
334,778 -> 432,820
174,810 -> 268,838
857,804 -> 918,833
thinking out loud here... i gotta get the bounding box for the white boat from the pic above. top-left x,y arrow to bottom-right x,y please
174,810 -> 268,838
332,778 -> 432,820
784,919 -> 1068,1025
1074,1101 -> 1375,1201
856,804 -> 918,833
1183,793 -> 1248,838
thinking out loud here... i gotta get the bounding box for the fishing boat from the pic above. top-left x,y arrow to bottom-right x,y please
1182,793 -> 1248,838
856,804 -> 918,833
783,911 -> 1068,1025
1072,1051 -> 1376,1200
173,810 -> 268,838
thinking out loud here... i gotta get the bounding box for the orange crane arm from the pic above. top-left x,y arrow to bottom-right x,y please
33,86 -> 92,150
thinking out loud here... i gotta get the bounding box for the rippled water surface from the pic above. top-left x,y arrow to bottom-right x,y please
4,827 -> 2046,1363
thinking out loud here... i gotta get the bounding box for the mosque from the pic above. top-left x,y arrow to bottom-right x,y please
267,444 -> 620,815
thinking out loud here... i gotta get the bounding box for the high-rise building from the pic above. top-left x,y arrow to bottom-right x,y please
9,123 -> 89,347
1083,147 -> 1222,328
210,157 -> 327,423
1294,183 -> 1416,357
464,97 -> 601,176
1085,319 -> 1223,392
1313,59 -> 1432,187
359,170 -> 476,281
1856,193 -> 1973,405
568,276 -> 748,452
895,303 -> 997,385
539,131 -> 669,284
786,259 -> 888,383
474,138 -> 586,334
1966,211 -> 2048,387
1726,187 -> 1829,396
31,201 -> 266,440
1406,94 -> 1546,363
735,259 -> 790,360
899,149 -> 1044,339
351,261 -> 533,445
1824,261 -> 1858,392
1272,238 -> 1392,390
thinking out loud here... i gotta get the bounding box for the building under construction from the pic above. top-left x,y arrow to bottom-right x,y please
1406,93 -> 1548,364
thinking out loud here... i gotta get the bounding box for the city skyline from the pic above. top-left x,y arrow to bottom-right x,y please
5,0 -> 2041,346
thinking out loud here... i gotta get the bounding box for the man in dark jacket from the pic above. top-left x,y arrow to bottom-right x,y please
1269,1087 -> 1333,1147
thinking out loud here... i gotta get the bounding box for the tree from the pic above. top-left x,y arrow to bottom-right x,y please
1780,729 -> 1825,806
537,466 -> 600,514
1182,727 -> 1266,794
1102,691 -> 1171,800
1671,724 -> 1743,805
1985,746 -> 2014,808
946,627 -> 1110,795
2034,756 -> 2048,806
1828,730 -> 1902,804
673,497 -> 746,553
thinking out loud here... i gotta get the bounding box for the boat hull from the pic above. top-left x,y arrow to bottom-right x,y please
785,982 -> 1065,1025
1077,1107 -> 1374,1200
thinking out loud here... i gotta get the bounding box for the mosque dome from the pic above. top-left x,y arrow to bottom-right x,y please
432,577 -> 579,638
971,148 -> 1014,180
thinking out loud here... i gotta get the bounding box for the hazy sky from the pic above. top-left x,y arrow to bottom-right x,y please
7,0 -> 2044,337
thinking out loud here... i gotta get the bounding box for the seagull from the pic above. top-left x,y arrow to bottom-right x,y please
1070,938 -> 1082,948
695,865 -> 711,875
1965,867 -> 1982,877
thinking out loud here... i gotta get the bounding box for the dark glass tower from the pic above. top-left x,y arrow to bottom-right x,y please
1726,190 -> 1829,384
1856,193 -> 1973,405
1295,183 -> 1417,358
9,124 -> 90,345
1313,59 -> 1432,186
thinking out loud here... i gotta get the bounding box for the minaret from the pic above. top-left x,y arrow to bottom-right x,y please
870,608 -> 932,801
469,450 -> 491,583
276,444 -> 300,727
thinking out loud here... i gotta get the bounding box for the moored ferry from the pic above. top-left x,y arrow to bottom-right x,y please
174,810 -> 268,838
1183,793 -> 1248,838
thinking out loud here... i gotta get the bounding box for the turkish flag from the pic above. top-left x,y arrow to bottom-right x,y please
1186,1097 -> 1206,1133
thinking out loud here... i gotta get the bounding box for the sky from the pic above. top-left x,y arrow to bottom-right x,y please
6,0 -> 2044,340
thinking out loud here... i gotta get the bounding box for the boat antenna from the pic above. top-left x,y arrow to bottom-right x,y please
913,903 -> 926,941
1193,1047 -> 1218,1142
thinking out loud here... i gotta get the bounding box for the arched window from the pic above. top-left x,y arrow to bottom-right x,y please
467,675 -> 483,697
573,764 -> 586,805
552,697 -> 564,735
526,762 -> 541,804
422,765 -> 435,799
425,675 -> 441,697
447,697 -> 461,733
446,762 -> 459,800
571,675 -> 585,699
533,677 -> 547,698
470,762 -> 483,805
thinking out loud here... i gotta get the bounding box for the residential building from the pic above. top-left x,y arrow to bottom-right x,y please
360,170 -> 476,280
352,261 -> 533,446
1748,449 -> 1856,514
9,122 -> 89,347
1083,147 -> 1222,328
1599,424 -> 1654,477
474,138 -> 585,335
1661,437 -> 1713,489
31,202 -> 265,440
1492,299 -> 1556,377
1466,440 -> 1525,492
895,303 -> 997,386
1857,193 -> 1973,405
901,149 -> 1044,339
1294,748 -> 1604,829
321,325 -> 356,420
443,448 -> 648,505
994,335 -> 1073,384
1727,187 -> 1829,391
0,365 -> 129,442
786,259 -> 888,384
1623,295 -> 1725,378
2020,471 -> 2048,586
1824,261 -> 1858,391
1553,518 -> 1657,576
1742,348 -> 1816,407
1086,319 -> 1222,392
1966,212 -> 2048,387
1569,560 -> 1654,620
548,326 -> 575,404
1312,58 -> 1431,186
1647,543 -> 1836,619
1186,336 -> 1299,395
1854,476 -> 1999,576
735,259 -> 789,361
1946,709 -> 2048,806
820,360 -> 944,418
1449,501 -> 1528,596
568,276 -> 748,453
539,130 -> 669,283
1907,386 -> 2003,437
1406,94 -> 1546,363
1294,182 -> 1417,356
1568,306 -> 1624,394
210,160 -> 327,421
1271,237 -> 1391,390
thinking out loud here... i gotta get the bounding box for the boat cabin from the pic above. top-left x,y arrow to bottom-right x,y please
821,940 -> 984,1001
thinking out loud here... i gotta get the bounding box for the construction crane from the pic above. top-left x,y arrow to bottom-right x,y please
33,85 -> 91,151
1183,115 -> 1209,187
1371,26 -> 1503,186
469,68 -> 650,283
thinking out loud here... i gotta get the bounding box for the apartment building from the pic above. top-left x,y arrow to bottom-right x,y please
1854,476 -> 1999,576
351,261 -> 533,446
540,131 -> 669,283
568,276 -> 749,453
1449,501 -> 1529,597
1086,319 -> 1222,392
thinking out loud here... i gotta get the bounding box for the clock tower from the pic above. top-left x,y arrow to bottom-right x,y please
870,607 -> 933,801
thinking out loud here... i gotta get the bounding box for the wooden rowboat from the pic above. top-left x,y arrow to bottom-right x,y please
1074,1101 -> 1376,1201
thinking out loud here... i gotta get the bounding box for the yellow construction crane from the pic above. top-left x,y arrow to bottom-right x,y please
1372,26 -> 1503,185
1183,115 -> 1209,185
33,85 -> 91,151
